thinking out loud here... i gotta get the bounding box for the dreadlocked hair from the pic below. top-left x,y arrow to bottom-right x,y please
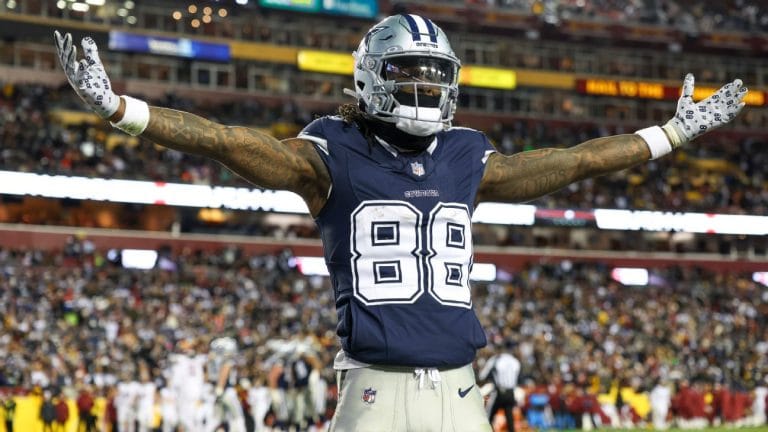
338,103 -> 377,153
338,103 -> 365,124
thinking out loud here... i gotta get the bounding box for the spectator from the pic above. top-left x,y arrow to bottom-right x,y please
54,395 -> 69,432
41,391 -> 56,432
753,378 -> 768,427
77,385 -> 96,432
104,386 -> 118,432
2,395 -> 16,432
720,383 -> 735,425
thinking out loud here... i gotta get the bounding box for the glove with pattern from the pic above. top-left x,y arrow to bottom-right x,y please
662,73 -> 747,148
54,31 -> 120,119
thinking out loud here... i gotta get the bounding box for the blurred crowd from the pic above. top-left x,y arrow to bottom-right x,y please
1,82 -> 766,217
20,0 -> 768,50
456,0 -> 768,33
0,240 -> 338,431
0,240 -> 766,430
0,82 -> 313,188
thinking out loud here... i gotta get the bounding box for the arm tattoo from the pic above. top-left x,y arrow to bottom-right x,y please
480,134 -> 651,203
144,107 -> 270,160
523,166 -> 568,199
141,107 -> 329,212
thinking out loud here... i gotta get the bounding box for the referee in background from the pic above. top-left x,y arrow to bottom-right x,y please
480,343 -> 522,432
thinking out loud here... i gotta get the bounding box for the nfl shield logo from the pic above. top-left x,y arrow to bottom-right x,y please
362,387 -> 377,404
410,162 -> 425,176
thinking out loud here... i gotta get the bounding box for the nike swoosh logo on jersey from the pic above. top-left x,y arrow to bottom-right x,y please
458,385 -> 474,398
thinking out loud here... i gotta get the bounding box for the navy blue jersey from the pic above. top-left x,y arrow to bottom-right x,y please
298,116 -> 495,367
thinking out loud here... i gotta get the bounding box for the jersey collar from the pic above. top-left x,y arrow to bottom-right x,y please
375,135 -> 438,157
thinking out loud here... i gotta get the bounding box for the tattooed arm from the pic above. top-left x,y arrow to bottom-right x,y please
477,74 -> 748,204
110,101 -> 331,216
477,134 -> 651,203
54,32 -> 330,216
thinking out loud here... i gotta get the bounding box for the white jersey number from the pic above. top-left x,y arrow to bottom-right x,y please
351,201 -> 472,307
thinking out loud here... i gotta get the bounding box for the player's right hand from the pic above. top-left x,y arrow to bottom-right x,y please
54,31 -> 120,119
662,73 -> 747,148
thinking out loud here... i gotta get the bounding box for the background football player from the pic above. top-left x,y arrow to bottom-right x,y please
207,336 -> 246,432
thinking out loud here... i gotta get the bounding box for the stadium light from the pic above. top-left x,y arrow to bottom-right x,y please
294,256 -> 328,276
595,208 -> 768,235
120,249 -> 158,270
0,171 -> 766,235
611,267 -> 649,286
470,263 -> 497,282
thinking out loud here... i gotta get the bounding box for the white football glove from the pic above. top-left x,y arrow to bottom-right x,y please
54,31 -> 120,119
662,73 -> 747,148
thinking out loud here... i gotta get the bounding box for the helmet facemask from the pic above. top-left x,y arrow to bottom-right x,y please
351,15 -> 461,138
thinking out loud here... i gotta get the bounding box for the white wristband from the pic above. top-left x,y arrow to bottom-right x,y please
110,95 -> 149,136
635,126 -> 673,160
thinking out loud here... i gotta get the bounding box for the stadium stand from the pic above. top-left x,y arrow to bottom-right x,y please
1,82 -> 766,214
0,239 -> 765,430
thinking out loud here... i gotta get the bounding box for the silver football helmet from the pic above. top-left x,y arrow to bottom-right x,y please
210,336 -> 238,357
349,14 -> 461,136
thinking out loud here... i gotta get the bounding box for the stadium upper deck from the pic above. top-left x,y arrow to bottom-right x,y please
0,0 -> 765,260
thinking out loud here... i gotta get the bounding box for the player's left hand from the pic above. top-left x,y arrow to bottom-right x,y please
214,386 -> 224,406
54,31 -> 120,119
662,73 -> 747,148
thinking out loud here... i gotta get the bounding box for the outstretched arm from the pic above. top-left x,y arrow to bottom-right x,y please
478,74 -> 747,203
133,105 -> 329,215
478,134 -> 650,203
54,32 -> 330,216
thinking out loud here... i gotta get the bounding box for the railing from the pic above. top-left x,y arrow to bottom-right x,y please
0,222 -> 764,271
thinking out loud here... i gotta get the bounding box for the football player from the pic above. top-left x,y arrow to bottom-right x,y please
54,13 -> 747,431
166,339 -> 206,432
135,368 -> 157,432
115,373 -> 140,432
207,336 -> 246,432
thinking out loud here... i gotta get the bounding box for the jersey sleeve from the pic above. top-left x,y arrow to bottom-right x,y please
456,129 -> 496,210
446,126 -> 496,171
474,133 -> 497,214
477,131 -> 497,164
297,117 -> 344,203
298,117 -> 330,157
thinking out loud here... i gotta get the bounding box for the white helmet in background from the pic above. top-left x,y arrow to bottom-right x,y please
350,14 -> 461,136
